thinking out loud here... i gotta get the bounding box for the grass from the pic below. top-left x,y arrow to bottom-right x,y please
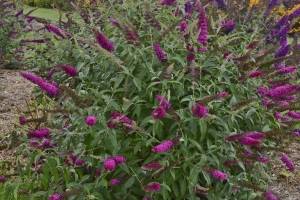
23,6 -> 67,22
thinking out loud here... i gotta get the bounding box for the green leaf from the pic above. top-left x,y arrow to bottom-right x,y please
170,169 -> 175,180
80,175 -> 90,183
180,179 -> 187,196
113,74 -> 125,90
124,177 -> 135,189
133,77 -> 142,91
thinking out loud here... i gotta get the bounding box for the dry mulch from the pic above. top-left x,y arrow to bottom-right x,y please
270,142 -> 300,200
0,69 -> 34,172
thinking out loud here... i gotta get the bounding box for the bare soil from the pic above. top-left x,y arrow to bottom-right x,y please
0,69 -> 34,172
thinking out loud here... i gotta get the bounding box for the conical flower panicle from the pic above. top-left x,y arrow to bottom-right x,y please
197,7 -> 208,46
141,162 -> 162,171
94,30 -> 115,52
145,6 -> 161,30
191,103 -> 208,118
264,190 -> 278,200
159,0 -> 176,6
153,43 -> 166,62
152,140 -> 173,153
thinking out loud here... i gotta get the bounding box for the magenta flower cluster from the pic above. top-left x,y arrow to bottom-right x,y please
45,25 -> 70,39
141,162 -> 162,171
145,182 -> 161,192
153,43 -> 166,61
191,103 -> 208,118
49,194 -> 62,200
65,155 -> 85,166
106,111 -> 134,131
21,72 -> 60,97
264,190 -> 278,200
61,65 -> 77,77
211,170 -> 227,181
280,153 -> 294,171
159,0 -> 176,6
27,128 -> 51,139
156,94 -> 171,110
94,30 -> 115,52
152,140 -> 173,153
152,106 -> 166,119
110,177 -> 122,186
221,19 -> 235,35
197,7 -> 208,46
266,85 -> 297,99
0,176 -> 6,183
104,155 -> 126,172
226,131 -> 264,146
85,115 -> 97,126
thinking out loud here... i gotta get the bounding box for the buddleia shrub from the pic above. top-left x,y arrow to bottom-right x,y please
3,0 -> 300,200
0,1 -> 27,68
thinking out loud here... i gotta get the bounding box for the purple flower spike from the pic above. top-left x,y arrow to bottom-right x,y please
94,169 -> 101,177
85,115 -> 97,126
279,66 -> 297,74
275,45 -> 290,58
239,137 -> 261,146
274,112 -> 288,121
159,0 -> 176,6
185,2 -> 193,13
249,70 -> 263,78
46,69 -> 55,80
145,182 -> 161,192
19,116 -> 26,125
38,81 -> 60,96
197,7 -> 208,46
256,156 -> 269,163
153,43 -> 166,61
289,7 -> 300,20
45,25 -> 66,38
211,170 -> 227,181
27,129 -> 50,139
264,190 -> 278,200
152,106 -> 166,119
245,150 -> 253,155
287,111 -> 300,119
216,0 -> 226,10
14,8 -> 23,17
0,176 -> 6,183
94,31 -> 115,52
191,103 -> 208,118
61,65 -> 77,77
257,87 -> 267,95
152,140 -> 173,153
156,94 -> 171,110
141,162 -> 162,171
266,85 -> 297,99
280,153 -> 294,171
49,194 -> 62,200
21,72 -> 43,84
113,155 -> 126,164
104,157 -> 116,172
218,92 -> 229,98
247,132 -> 265,139
180,21 -> 188,33
110,177 -> 122,186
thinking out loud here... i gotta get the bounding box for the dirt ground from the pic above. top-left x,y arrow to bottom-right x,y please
0,69 -> 34,172
0,69 -> 300,199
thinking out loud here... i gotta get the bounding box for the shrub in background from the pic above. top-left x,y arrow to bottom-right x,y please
0,1 -> 27,69
1,0 -> 300,199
